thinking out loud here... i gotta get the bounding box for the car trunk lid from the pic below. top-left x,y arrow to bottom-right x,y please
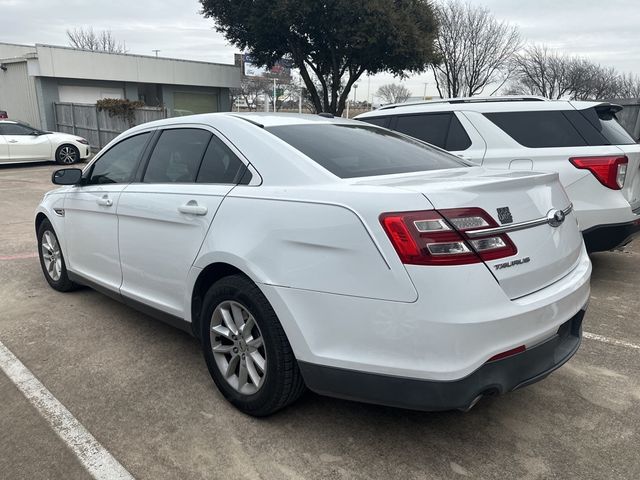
356,167 -> 583,299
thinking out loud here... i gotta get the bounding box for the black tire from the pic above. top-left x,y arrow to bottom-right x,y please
37,219 -> 78,292
55,144 -> 80,165
201,274 -> 305,416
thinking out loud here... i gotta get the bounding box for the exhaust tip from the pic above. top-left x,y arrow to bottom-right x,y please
458,394 -> 484,412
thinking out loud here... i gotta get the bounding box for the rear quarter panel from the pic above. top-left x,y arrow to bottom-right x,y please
194,185 -> 428,302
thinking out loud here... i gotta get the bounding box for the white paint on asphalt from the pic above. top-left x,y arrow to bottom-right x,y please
0,340 -> 135,480
584,332 -> 640,351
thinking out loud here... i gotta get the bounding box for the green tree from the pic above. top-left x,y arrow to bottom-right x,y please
200,0 -> 439,115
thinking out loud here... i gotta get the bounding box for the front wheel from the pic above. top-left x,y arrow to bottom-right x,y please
37,219 -> 78,292
55,144 -> 80,165
201,275 -> 305,416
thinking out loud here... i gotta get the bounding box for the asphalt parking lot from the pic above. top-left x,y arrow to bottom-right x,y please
1,163 -> 639,480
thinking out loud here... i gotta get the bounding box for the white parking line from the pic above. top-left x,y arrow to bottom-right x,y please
0,340 -> 134,480
584,331 -> 640,351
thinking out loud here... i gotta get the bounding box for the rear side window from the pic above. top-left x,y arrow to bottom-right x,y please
484,111 -> 587,148
196,135 -> 249,184
143,128 -> 211,183
267,124 -> 469,178
393,113 -> 471,151
579,107 -> 635,145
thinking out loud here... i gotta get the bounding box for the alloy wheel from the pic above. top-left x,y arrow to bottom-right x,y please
58,146 -> 77,164
210,300 -> 267,395
41,230 -> 62,281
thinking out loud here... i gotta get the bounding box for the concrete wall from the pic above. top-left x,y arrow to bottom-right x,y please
0,60 -> 40,128
34,44 -> 240,89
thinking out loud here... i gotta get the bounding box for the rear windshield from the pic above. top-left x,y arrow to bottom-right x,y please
484,108 -> 635,148
267,124 -> 469,178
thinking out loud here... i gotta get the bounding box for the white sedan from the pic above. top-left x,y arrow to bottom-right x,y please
35,113 -> 591,416
0,120 -> 91,164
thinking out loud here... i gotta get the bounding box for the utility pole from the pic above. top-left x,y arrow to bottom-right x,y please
152,50 -> 160,57
367,74 -> 371,109
273,78 -> 277,112
423,82 -> 428,100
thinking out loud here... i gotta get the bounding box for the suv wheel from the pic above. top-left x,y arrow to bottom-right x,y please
201,275 -> 305,416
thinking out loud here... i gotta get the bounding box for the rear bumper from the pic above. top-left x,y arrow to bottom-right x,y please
299,310 -> 584,411
583,217 -> 640,252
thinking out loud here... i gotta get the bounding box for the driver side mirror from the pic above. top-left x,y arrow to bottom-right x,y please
52,168 -> 83,185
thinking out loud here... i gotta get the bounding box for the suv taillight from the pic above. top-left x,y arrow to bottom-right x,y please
380,208 -> 517,266
570,155 -> 628,190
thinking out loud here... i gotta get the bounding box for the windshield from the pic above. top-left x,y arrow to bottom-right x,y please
267,124 -> 470,178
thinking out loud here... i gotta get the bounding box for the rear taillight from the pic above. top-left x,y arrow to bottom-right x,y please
380,208 -> 517,266
570,155 -> 628,190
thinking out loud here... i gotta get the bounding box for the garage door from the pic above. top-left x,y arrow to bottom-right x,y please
173,92 -> 218,116
58,85 -> 124,104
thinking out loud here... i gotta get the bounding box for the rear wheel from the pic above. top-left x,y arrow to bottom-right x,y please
37,219 -> 77,292
55,144 -> 80,165
201,275 -> 305,416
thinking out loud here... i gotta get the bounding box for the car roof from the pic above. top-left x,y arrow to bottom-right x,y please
123,112 -> 367,136
356,97 -> 608,118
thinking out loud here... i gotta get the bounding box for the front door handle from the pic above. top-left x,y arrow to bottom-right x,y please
8,140 -> 18,143
96,195 -> 113,207
178,200 -> 208,216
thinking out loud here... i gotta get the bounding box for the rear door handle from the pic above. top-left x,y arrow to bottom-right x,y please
178,200 -> 208,216
8,140 -> 18,143
96,195 -> 113,207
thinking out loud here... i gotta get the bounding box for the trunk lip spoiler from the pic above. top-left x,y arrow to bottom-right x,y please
465,204 -> 573,239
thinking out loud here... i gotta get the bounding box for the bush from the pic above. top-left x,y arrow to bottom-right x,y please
96,98 -> 145,126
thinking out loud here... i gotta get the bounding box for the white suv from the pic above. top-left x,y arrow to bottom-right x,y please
356,97 -> 640,252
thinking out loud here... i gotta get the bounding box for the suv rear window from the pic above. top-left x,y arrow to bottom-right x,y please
267,124 -> 469,178
484,108 -> 636,148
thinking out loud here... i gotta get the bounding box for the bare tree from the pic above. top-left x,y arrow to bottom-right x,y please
508,45 -> 640,101
231,77 -> 271,111
431,0 -> 522,98
507,45 -> 576,99
376,83 -> 412,104
617,72 -> 640,98
67,28 -> 127,53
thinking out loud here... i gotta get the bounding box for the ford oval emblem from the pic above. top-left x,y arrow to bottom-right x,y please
547,209 -> 566,228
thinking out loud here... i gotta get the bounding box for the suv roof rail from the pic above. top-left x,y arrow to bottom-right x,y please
378,95 -> 549,111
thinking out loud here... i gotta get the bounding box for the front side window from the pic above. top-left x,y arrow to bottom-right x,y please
143,128 -> 212,183
267,124 -> 469,178
88,132 -> 151,185
359,116 -> 390,128
394,113 -> 451,148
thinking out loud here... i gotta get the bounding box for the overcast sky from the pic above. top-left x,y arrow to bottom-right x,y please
1,0 -> 639,101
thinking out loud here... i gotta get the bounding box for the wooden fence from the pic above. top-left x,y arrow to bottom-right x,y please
54,103 -> 167,151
